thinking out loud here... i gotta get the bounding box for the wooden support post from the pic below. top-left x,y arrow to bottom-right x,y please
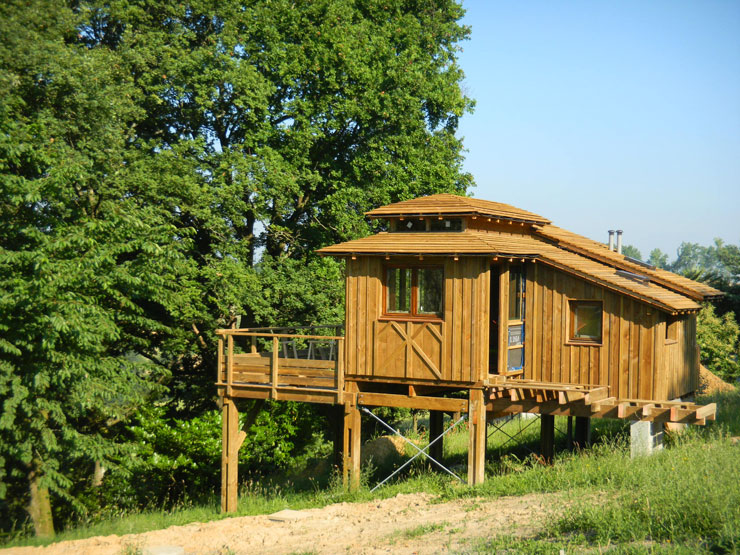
221,398 -> 246,513
343,393 -> 362,491
429,410 -> 444,464
332,404 -> 344,469
467,389 -> 486,486
540,414 -> 555,463
574,416 -> 591,448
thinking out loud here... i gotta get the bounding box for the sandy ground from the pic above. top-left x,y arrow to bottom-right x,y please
3,491 -> 558,555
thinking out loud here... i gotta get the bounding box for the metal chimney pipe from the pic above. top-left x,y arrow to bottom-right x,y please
608,230 -> 615,251
616,230 -> 623,254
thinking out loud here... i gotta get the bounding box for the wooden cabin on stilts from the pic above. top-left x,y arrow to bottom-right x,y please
215,194 -> 722,512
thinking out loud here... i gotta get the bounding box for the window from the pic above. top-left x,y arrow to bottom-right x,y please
430,218 -> 463,232
396,219 -> 427,232
508,266 -> 525,321
569,301 -> 603,343
385,266 -> 443,318
507,266 -> 526,371
665,315 -> 679,344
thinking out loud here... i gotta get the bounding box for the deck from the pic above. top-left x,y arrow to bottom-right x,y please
216,328 -> 715,424
216,327 -> 345,404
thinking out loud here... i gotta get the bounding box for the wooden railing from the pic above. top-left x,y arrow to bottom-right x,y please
216,329 -> 345,404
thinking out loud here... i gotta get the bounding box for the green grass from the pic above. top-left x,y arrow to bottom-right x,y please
5,390 -> 739,552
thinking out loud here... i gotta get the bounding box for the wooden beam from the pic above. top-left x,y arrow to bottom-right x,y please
696,403 -> 717,421
356,392 -> 468,412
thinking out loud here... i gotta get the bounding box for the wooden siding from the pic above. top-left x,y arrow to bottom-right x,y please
344,256 -> 489,383
523,263 -> 698,401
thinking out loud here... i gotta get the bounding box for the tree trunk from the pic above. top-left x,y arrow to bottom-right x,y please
92,460 -> 106,487
27,465 -> 54,538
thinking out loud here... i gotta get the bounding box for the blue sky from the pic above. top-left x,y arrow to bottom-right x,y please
456,0 -> 740,260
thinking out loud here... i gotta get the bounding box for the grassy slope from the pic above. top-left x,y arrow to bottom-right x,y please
5,390 -> 739,552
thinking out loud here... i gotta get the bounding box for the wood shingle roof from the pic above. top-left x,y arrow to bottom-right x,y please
365,193 -> 550,224
318,194 -> 718,314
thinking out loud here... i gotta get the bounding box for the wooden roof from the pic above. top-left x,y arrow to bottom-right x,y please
365,193 -> 551,224
317,230 -> 701,313
533,225 -> 723,301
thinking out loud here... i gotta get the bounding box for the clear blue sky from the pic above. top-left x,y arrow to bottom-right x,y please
457,0 -> 740,260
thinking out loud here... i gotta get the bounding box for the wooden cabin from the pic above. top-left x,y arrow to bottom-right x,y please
216,194 -> 721,512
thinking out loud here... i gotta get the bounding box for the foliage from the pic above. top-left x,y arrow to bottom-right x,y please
697,304 -> 740,382
1,0 -> 474,536
620,244 -> 642,260
0,0 -> 199,536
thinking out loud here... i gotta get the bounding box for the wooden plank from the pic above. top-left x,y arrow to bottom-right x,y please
271,337 -> 279,400
695,403 -> 717,420
498,264 -> 508,377
552,267 -> 562,384
543,267 -> 553,383
226,334 -> 234,397
336,338 -> 345,404
462,264 -> 473,381
357,392 -> 468,412
232,355 -> 337,370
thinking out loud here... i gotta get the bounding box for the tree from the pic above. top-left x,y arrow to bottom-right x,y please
697,304 -> 740,383
0,1 -> 196,535
621,244 -> 642,260
82,0 -> 475,406
648,248 -> 670,269
1,0 -> 475,535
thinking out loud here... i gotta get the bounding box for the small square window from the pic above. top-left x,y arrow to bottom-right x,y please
569,301 -> 603,343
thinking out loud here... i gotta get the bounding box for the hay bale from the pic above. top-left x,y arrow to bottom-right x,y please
361,435 -> 408,465
698,365 -> 736,395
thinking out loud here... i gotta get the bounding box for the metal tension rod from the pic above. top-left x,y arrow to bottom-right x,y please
360,406 -> 466,492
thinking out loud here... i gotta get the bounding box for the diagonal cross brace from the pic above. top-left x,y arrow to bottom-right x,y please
361,407 -> 466,492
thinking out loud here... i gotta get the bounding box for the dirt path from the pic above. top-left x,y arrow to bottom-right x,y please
4,492 -> 557,555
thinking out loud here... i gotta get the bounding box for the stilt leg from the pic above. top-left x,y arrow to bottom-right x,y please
574,416 -> 591,448
429,410 -> 444,465
467,389 -> 486,485
221,398 -> 245,513
332,404 -> 344,469
540,414 -> 555,463
343,399 -> 362,491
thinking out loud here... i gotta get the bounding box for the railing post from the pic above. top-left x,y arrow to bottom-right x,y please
250,334 -> 257,355
226,334 -> 234,397
336,338 -> 345,404
217,336 -> 224,383
271,336 -> 279,400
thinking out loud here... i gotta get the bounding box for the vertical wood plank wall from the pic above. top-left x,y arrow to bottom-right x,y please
344,256 -> 489,383
524,263 -> 698,401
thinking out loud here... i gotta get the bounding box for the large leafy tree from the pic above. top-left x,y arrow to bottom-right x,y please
2,0 -> 474,536
0,1 -> 198,536
84,0 -> 475,403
